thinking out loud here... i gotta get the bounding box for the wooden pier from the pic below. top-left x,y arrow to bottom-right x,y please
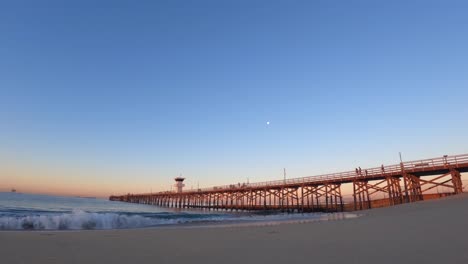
110,154 -> 468,212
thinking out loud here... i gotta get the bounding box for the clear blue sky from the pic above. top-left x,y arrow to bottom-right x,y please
1,1 -> 467,195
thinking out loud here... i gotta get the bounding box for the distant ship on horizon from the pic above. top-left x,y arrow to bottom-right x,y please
76,196 -> 97,199
11,188 -> 17,193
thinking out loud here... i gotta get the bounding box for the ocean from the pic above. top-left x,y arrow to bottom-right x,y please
0,192 -> 356,230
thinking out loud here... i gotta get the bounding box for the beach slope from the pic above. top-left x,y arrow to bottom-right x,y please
2,194 -> 468,264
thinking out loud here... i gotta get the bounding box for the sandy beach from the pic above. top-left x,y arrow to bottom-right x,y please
1,194 -> 467,264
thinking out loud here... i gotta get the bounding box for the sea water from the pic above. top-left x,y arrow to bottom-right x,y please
0,192 -> 357,230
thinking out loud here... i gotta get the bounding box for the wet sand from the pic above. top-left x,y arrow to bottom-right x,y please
2,194 -> 468,264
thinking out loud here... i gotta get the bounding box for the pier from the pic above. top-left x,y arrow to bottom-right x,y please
110,154 -> 468,212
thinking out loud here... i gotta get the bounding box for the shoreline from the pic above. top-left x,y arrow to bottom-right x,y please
1,193 -> 468,264
0,211 -> 360,232
143,211 -> 361,230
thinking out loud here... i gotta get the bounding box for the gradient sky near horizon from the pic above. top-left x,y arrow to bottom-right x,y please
1,1 -> 468,197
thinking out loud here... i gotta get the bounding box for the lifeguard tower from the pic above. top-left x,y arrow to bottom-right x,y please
174,176 -> 185,193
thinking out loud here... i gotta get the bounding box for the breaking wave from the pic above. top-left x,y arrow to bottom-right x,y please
0,210 -> 222,230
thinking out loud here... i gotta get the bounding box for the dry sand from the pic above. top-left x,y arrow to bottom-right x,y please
2,194 -> 468,264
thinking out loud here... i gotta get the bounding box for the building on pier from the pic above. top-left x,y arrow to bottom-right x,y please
174,176 -> 185,193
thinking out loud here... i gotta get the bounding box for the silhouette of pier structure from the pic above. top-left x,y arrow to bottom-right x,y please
110,154 -> 467,212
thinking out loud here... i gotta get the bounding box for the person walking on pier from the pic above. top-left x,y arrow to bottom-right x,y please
358,167 -> 362,175
355,168 -> 359,175
381,164 -> 385,173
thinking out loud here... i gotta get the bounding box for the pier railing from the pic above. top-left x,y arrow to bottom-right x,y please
182,153 -> 468,193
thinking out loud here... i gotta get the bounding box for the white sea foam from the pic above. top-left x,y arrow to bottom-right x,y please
0,210 -> 179,230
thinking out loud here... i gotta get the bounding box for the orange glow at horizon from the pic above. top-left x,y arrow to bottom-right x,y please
0,157 -> 169,198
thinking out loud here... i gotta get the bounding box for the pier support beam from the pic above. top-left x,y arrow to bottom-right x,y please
386,177 -> 403,206
451,169 -> 463,194
322,183 -> 343,212
403,173 -> 423,203
353,180 -> 371,211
